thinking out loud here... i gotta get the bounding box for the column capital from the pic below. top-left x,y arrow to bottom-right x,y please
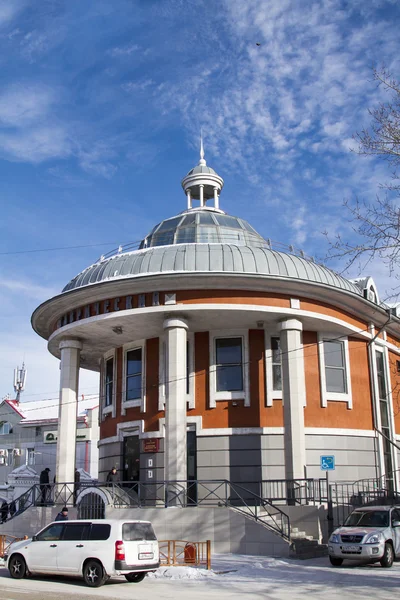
278,318 -> 303,333
59,338 -> 83,351
163,317 -> 189,331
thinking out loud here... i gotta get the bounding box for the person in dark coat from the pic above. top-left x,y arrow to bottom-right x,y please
55,506 -> 68,521
9,500 -> 16,518
39,468 -> 51,504
106,467 -> 118,486
1,500 -> 8,523
73,469 -> 81,506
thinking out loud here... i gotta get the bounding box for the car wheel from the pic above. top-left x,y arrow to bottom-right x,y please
125,572 -> 146,583
380,542 -> 394,568
329,556 -> 343,567
83,559 -> 106,587
9,554 -> 27,579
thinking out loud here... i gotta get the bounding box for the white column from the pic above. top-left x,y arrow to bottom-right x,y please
186,189 -> 192,210
213,187 -> 219,210
278,319 -> 306,481
199,184 -> 204,207
56,339 -> 82,488
163,317 -> 188,486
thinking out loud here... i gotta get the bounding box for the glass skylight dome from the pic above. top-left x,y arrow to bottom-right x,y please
139,209 -> 268,249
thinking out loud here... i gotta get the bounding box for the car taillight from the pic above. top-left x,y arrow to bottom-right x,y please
115,540 -> 125,561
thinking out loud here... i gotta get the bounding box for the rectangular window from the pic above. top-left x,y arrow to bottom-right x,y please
26,448 -> 35,466
186,340 -> 190,395
105,357 -> 114,407
90,523 -> 111,540
6,449 -> 13,467
215,337 -> 243,392
318,335 -> 352,408
376,350 -> 393,476
62,523 -> 90,541
323,340 -> 347,393
271,337 -> 282,391
126,348 -> 142,401
376,351 -> 387,400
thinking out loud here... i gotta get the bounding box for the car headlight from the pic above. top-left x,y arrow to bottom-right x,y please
329,533 -> 340,543
364,533 -> 383,544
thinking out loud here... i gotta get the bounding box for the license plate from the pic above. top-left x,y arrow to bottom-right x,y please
344,545 -> 360,552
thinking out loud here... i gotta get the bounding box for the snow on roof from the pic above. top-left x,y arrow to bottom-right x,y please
4,396 -> 99,424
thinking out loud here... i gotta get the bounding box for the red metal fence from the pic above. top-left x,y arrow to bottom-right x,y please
159,540 -> 211,569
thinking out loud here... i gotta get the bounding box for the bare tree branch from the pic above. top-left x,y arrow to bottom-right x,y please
326,68 -> 400,291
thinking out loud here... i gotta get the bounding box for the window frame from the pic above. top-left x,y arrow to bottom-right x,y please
265,335 -> 283,406
374,344 -> 396,477
209,330 -> 250,407
122,341 -> 146,413
0,422 -> 12,435
103,350 -> 115,416
26,447 -> 35,466
318,334 -> 352,408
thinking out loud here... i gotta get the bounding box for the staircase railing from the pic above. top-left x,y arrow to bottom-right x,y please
80,479 -> 291,541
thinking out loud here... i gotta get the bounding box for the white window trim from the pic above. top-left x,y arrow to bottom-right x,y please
158,332 -> 195,410
373,344 -> 398,475
209,330 -> 250,408
122,340 -> 146,414
265,334 -> 283,407
103,349 -> 116,418
25,447 -> 35,466
318,334 -> 352,408
0,422 -> 12,435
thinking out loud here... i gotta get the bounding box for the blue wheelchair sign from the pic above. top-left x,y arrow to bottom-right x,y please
320,455 -> 335,471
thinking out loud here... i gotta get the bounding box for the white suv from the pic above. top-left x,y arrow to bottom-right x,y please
5,518 -> 159,587
328,505 -> 400,568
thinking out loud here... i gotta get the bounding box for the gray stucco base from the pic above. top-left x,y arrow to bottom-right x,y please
99,430 -> 378,486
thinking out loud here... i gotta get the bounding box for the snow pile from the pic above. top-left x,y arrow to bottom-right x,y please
149,566 -> 217,580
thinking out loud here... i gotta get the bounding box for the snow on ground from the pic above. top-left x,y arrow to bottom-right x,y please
3,553 -> 400,599
149,553 -> 400,599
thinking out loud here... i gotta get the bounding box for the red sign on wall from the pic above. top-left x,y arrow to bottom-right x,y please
143,438 -> 160,453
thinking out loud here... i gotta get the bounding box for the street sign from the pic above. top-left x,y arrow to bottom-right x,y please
320,455 -> 335,471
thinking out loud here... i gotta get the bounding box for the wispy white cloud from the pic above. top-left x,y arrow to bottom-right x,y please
0,0 -> 25,28
108,43 -> 140,56
122,79 -> 155,92
0,278 -> 59,300
0,84 -> 55,126
0,125 -> 71,163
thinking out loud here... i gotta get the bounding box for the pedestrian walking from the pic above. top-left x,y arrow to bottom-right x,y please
1,500 -> 8,523
39,468 -> 51,504
74,468 -> 81,506
9,500 -> 16,518
106,466 -> 119,486
54,506 -> 69,521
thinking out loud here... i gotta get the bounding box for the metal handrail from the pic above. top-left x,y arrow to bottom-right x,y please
90,479 -> 291,541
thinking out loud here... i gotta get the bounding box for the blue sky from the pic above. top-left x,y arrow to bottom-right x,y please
0,0 -> 399,400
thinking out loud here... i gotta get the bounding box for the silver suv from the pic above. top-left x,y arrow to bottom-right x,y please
328,505 -> 400,568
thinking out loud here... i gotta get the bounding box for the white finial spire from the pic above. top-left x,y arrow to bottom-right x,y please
199,130 -> 206,166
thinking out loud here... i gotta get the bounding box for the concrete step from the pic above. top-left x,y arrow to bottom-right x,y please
290,539 -> 328,560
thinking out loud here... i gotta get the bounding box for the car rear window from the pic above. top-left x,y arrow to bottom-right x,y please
122,523 -> 157,541
89,524 -> 111,540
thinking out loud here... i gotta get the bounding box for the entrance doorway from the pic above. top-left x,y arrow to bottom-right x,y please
187,429 -> 197,504
123,436 -> 140,484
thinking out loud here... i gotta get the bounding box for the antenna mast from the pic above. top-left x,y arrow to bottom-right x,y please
14,363 -> 27,402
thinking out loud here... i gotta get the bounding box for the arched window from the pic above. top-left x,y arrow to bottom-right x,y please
0,422 -> 13,435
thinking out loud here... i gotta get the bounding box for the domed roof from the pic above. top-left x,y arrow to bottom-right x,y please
138,209 -> 267,249
62,241 -> 364,296
186,165 -> 217,176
